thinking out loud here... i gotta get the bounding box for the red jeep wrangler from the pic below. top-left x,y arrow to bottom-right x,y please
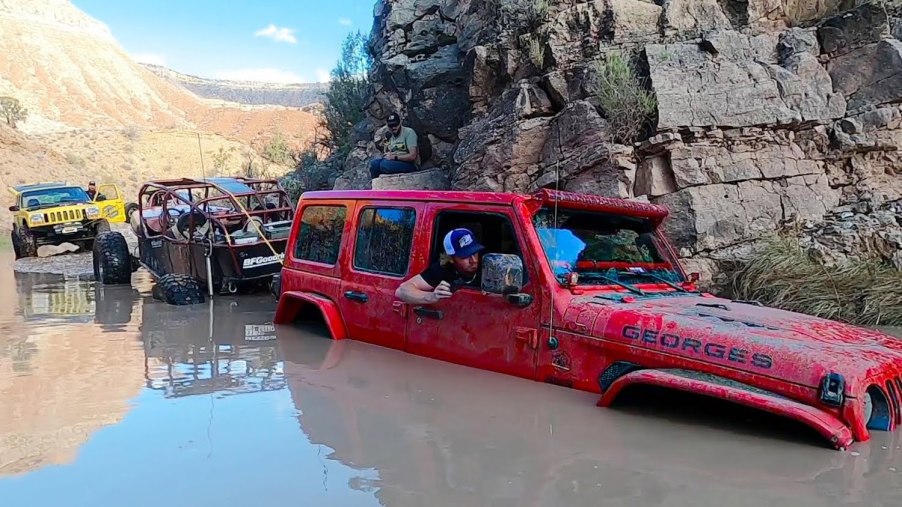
273,188 -> 902,449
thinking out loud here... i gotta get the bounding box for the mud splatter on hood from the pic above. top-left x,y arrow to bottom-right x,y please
573,293 -> 902,392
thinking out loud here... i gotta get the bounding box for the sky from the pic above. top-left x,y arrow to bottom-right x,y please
72,0 -> 376,84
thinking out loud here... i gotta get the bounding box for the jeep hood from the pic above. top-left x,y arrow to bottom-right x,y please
576,294 -> 902,393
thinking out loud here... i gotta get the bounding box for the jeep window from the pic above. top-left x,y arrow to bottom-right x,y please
532,207 -> 682,285
431,210 -> 528,284
22,187 -> 91,209
294,205 -> 346,265
353,207 -> 416,276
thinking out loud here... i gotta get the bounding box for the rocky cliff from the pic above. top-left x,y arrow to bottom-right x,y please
141,64 -> 328,108
338,0 -> 902,281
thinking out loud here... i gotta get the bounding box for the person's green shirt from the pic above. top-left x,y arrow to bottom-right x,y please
385,126 -> 420,167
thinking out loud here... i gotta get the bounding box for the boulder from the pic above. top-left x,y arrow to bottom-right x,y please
828,39 -> 902,112
635,154 -> 677,197
648,31 -> 845,129
661,0 -> 731,37
37,242 -> 80,258
599,0 -> 663,44
817,3 -> 888,56
655,172 -> 839,253
372,167 -> 451,190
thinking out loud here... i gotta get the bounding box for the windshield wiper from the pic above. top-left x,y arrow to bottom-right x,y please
572,272 -> 646,296
616,270 -> 694,293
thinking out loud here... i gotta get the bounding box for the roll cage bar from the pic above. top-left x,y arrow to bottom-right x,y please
137,177 -> 294,245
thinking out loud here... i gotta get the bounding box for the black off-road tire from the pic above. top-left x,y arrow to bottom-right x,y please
153,274 -> 205,306
95,219 -> 111,234
16,228 -> 37,258
93,231 -> 132,285
125,202 -> 139,221
93,285 -> 134,326
11,231 -> 22,259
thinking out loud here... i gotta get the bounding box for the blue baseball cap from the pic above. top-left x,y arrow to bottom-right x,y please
443,228 -> 484,258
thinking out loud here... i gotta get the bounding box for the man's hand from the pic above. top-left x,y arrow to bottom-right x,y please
385,152 -> 396,160
429,281 -> 453,302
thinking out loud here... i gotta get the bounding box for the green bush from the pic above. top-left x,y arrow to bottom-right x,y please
262,131 -> 291,165
320,31 -> 372,157
0,96 -> 28,129
592,52 -> 657,144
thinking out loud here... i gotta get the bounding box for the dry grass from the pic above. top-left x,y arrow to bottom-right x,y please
592,52 -> 657,144
730,236 -> 902,326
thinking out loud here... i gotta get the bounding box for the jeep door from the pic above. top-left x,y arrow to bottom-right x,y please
338,200 -> 425,350
404,204 -> 542,380
94,184 -> 126,223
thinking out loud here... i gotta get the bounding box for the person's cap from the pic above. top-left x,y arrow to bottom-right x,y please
88,180 -> 95,185
443,228 -> 484,258
386,113 -> 401,127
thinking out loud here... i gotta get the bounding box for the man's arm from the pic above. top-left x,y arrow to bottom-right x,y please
395,274 -> 451,304
394,145 -> 418,163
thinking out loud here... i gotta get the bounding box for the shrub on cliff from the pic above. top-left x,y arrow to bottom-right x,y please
320,31 -> 372,157
591,53 -> 657,144
730,236 -> 902,326
1,96 -> 28,129
280,148 -> 335,202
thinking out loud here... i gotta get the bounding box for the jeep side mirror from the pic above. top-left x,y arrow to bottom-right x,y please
8,205 -> 18,212
481,253 -> 531,307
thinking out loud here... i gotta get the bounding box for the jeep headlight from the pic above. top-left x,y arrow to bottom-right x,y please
29,213 -> 44,224
85,206 -> 100,217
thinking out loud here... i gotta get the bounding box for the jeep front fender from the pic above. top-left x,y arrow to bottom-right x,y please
274,290 -> 347,341
597,369 -> 855,450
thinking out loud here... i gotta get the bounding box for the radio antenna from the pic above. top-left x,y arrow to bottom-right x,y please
196,132 -> 207,180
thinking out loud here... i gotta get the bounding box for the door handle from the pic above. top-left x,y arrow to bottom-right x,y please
344,291 -> 368,303
413,306 -> 443,320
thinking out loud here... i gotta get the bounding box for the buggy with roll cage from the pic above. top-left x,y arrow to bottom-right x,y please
93,176 -> 295,305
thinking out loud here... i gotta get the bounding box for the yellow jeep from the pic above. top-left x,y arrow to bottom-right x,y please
7,182 -> 134,259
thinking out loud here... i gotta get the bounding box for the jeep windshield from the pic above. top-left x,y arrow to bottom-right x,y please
22,187 -> 91,209
532,206 -> 686,290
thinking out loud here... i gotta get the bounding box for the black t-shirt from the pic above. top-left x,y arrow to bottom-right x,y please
420,261 -> 480,292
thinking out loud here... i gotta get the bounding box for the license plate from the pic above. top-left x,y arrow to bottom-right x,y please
62,226 -> 77,234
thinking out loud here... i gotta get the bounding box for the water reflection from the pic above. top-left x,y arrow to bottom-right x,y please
1,274 -> 144,476
1,264 -> 901,506
277,324 -> 902,507
141,297 -> 285,398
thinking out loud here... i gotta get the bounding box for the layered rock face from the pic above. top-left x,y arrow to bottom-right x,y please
343,0 -> 902,277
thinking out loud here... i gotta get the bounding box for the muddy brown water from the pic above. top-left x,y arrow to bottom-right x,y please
1,252 -> 901,506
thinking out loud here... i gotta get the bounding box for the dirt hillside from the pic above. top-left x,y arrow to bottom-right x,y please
0,0 -> 320,231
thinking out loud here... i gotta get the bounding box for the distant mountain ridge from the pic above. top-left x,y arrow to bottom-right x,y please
141,64 -> 328,108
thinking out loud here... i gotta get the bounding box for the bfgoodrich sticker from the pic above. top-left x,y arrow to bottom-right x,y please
242,253 -> 284,269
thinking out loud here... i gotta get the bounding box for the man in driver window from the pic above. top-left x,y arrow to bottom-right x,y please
395,228 -> 484,304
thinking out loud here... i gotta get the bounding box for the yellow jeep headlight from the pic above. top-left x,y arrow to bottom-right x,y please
86,206 -> 100,217
29,213 -> 44,224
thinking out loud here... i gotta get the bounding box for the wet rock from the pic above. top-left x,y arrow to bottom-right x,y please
817,3 -> 888,56
372,167 -> 451,190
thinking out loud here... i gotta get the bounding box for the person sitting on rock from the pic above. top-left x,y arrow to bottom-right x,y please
369,113 -> 420,179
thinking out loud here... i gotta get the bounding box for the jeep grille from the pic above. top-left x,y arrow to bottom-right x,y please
45,209 -> 80,223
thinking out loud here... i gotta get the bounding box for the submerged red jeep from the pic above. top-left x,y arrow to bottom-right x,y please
273,188 -> 902,449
